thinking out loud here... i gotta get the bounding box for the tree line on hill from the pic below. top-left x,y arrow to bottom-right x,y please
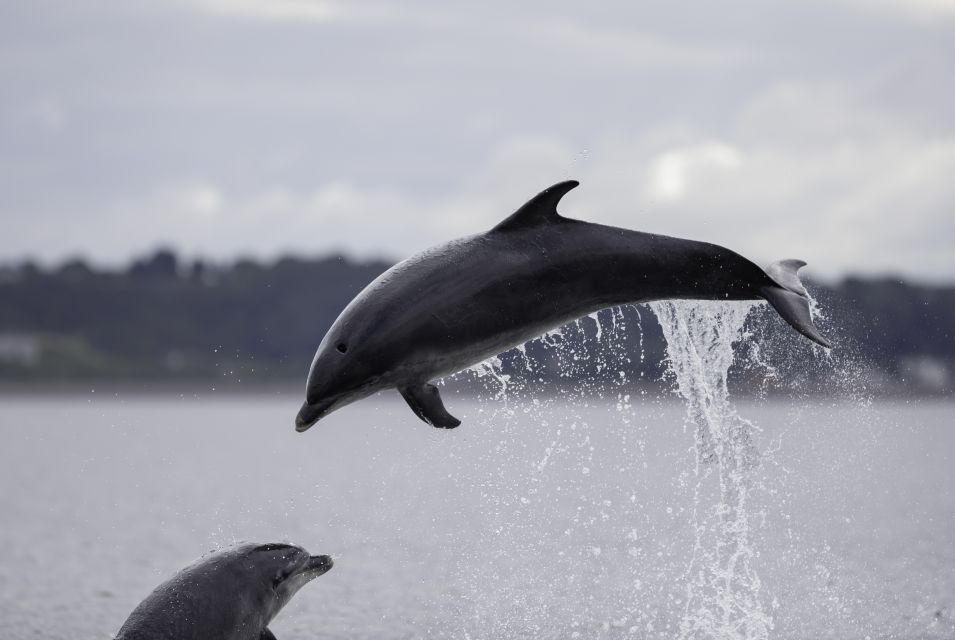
0,250 -> 951,395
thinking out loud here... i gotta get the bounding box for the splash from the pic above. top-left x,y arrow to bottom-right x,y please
650,300 -> 771,640
443,308 -> 655,639
444,301 -> 782,639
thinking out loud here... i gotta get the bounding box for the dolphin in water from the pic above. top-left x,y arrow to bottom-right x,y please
296,180 -> 830,431
114,543 -> 333,640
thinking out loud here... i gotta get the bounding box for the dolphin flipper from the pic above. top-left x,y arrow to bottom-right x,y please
399,383 -> 461,428
760,259 -> 832,349
261,629 -> 277,640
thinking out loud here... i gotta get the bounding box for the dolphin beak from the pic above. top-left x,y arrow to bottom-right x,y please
302,554 -> 333,578
295,400 -> 334,433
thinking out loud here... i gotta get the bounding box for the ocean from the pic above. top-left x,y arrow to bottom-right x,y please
0,391 -> 952,639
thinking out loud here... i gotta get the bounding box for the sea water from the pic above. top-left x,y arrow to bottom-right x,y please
0,306 -> 953,639
447,302 -> 774,638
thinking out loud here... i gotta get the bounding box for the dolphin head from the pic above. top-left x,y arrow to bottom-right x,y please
116,543 -> 333,639
241,543 -> 334,622
296,322 -> 391,432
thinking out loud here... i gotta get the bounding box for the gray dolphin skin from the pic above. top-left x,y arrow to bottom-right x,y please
114,543 -> 333,640
297,180 -> 831,432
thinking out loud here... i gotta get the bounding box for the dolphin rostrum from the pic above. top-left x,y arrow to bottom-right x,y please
114,543 -> 333,640
296,180 -> 830,431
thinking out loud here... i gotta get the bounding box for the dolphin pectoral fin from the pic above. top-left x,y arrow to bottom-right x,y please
260,628 -> 277,640
399,383 -> 461,429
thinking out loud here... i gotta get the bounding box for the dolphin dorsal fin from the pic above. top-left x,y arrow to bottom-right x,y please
492,180 -> 579,232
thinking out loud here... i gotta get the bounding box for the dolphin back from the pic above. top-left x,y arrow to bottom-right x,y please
760,259 -> 832,348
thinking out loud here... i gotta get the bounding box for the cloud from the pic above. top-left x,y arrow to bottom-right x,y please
26,95 -> 954,284
832,0 -> 955,20
516,20 -> 748,71
166,0 -> 747,73
182,0 -> 344,22
645,142 -> 742,202
14,99 -> 68,133
9,65 -> 955,285
624,80 -> 955,280
2,0 -> 954,281
645,135 -> 955,277
49,136 -> 576,264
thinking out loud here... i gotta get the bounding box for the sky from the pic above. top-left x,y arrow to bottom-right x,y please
1,0 -> 954,281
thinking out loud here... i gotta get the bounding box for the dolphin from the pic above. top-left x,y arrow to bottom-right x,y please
114,543 -> 333,640
296,180 -> 830,431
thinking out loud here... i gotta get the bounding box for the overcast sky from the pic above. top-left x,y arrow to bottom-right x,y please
1,0 -> 954,280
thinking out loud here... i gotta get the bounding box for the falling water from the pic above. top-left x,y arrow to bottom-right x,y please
649,300 -> 771,640
444,301 -> 781,639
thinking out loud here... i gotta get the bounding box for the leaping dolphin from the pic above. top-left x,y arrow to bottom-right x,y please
296,180 -> 830,431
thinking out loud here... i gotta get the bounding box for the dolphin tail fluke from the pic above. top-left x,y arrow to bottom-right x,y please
399,383 -> 461,428
759,259 -> 832,349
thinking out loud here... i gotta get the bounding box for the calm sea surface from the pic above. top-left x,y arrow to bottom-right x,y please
0,392 -> 952,639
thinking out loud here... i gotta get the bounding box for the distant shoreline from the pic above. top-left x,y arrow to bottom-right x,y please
2,251 -> 953,398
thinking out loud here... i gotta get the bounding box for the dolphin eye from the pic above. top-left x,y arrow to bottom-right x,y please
272,569 -> 291,588
336,342 -> 347,353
